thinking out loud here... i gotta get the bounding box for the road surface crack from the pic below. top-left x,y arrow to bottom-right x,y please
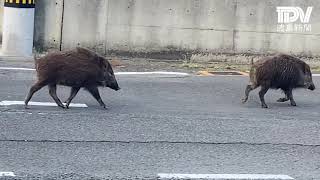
0,139 -> 319,147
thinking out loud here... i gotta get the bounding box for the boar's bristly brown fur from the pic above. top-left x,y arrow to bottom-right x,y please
242,53 -> 315,108
25,47 -> 120,109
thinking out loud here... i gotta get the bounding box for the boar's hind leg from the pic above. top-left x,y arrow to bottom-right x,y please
277,89 -> 296,106
25,81 -> 47,108
65,87 -> 81,109
86,86 -> 107,108
242,84 -> 257,103
48,84 -> 66,108
259,86 -> 269,108
277,89 -> 290,102
277,97 -> 289,102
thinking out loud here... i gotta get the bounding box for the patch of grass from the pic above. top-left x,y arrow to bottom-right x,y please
311,66 -> 320,73
180,62 -> 205,69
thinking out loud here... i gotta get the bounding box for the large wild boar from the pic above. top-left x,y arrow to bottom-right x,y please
242,54 -> 315,108
25,47 -> 120,109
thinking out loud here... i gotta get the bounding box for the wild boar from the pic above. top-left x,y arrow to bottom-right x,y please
242,53 -> 315,108
25,47 -> 120,109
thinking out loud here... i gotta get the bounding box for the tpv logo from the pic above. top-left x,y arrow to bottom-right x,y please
276,6 -> 313,32
277,7 -> 313,23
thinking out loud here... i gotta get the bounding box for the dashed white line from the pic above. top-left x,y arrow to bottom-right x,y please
0,172 -> 15,177
157,173 -> 294,180
0,101 -> 88,108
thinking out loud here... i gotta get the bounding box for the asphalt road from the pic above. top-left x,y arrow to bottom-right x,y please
0,69 -> 319,179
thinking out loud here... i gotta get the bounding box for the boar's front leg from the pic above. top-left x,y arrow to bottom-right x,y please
286,88 -> 296,106
48,84 -> 66,108
259,85 -> 269,108
86,86 -> 107,108
65,87 -> 81,109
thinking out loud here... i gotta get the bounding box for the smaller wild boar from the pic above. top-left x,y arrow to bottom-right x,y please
242,54 -> 315,108
25,47 -> 120,109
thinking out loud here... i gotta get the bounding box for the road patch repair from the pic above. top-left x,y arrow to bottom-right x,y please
157,173 -> 294,180
197,70 -> 320,77
0,101 -> 88,108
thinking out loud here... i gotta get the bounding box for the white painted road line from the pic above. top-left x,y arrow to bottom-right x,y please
0,67 -> 35,71
115,71 -> 190,76
0,101 -> 88,108
2,66 -> 320,77
157,173 -> 294,180
0,172 -> 15,177
0,67 -> 189,76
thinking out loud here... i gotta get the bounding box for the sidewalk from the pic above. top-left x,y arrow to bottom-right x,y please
0,55 -> 34,69
0,54 -> 250,74
1,54 -> 320,74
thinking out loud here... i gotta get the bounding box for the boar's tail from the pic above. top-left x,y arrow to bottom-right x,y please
250,57 -> 254,66
33,53 -> 40,71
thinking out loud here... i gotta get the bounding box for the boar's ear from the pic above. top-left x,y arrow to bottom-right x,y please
97,55 -> 108,69
76,47 -> 90,55
102,59 -> 114,72
304,64 -> 311,74
76,47 -> 96,59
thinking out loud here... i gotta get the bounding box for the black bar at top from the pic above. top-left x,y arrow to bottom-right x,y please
4,2 -> 35,8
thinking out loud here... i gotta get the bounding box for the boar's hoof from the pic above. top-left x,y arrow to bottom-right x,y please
99,104 -> 108,109
24,105 -> 30,109
58,104 -> 67,109
261,104 -> 268,108
277,98 -> 289,102
241,97 -> 248,103
290,101 -> 297,106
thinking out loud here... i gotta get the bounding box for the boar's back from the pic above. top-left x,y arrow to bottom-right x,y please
253,54 -> 307,89
36,48 -> 106,87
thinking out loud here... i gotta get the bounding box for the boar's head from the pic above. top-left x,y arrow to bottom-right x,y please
97,55 -> 120,91
302,64 -> 315,91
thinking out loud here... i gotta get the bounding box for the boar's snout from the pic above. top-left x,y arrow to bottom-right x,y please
303,71 -> 315,91
106,76 -> 120,91
308,83 -> 315,91
102,67 -> 120,91
112,83 -> 121,91
109,82 -> 120,91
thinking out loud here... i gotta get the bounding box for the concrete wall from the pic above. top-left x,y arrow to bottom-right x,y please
33,0 -> 63,51
1,0 -> 320,58
0,0 -> 4,41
